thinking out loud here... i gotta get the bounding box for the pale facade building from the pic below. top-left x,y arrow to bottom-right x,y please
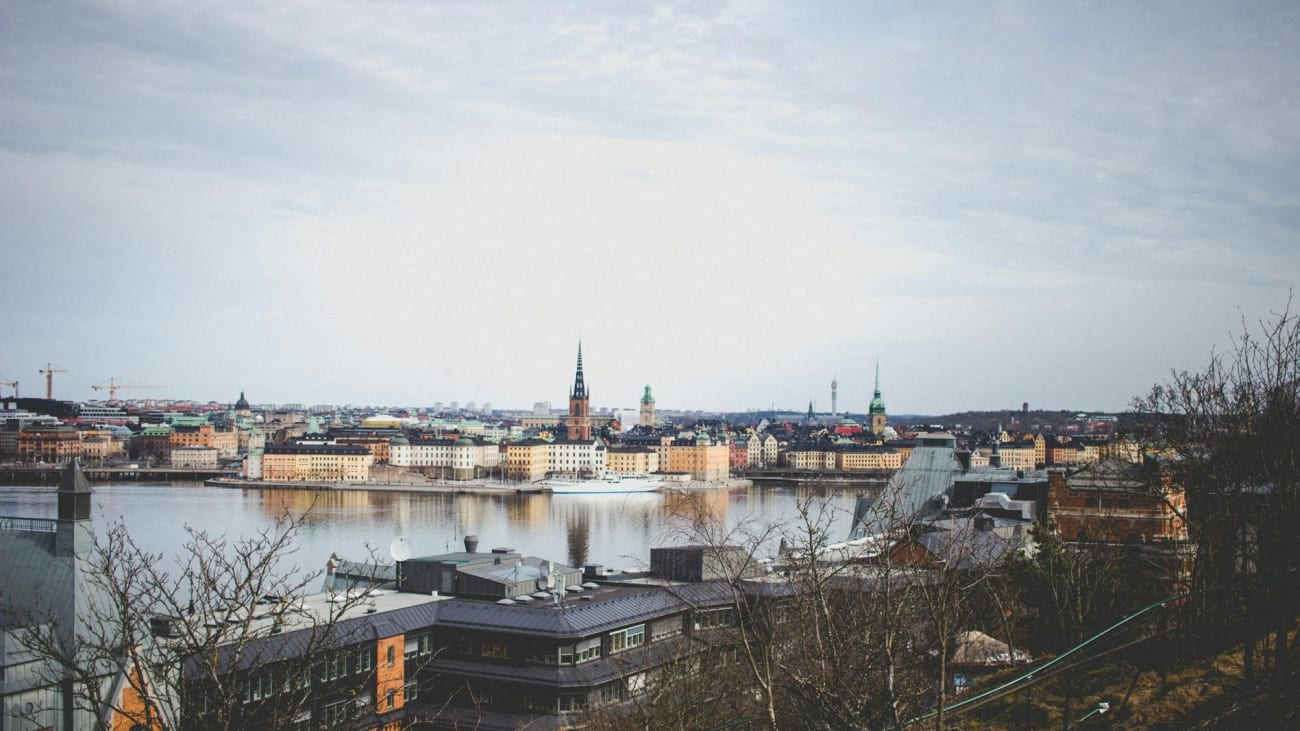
261,444 -> 373,482
171,445 -> 219,469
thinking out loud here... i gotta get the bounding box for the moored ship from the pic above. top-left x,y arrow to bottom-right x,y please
542,472 -> 664,494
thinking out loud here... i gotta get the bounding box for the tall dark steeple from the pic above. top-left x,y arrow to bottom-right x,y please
571,341 -> 587,399
567,341 -> 592,441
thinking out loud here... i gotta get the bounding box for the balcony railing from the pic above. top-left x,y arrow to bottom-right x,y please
0,515 -> 58,533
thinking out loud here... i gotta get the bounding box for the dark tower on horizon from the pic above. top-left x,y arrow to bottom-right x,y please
568,342 -> 592,441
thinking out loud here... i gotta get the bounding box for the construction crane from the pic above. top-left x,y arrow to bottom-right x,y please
0,377 -> 16,398
38,362 -> 68,400
91,377 -> 164,404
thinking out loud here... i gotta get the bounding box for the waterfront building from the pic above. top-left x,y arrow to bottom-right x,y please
132,424 -> 174,464
505,439 -> 550,482
567,343 -> 591,441
388,435 -> 501,480
785,447 -> 836,470
639,384 -> 655,427
16,424 -> 81,464
261,444 -> 374,482
171,445 -> 219,469
546,438 -> 607,477
836,445 -> 903,471
649,434 -> 729,481
744,432 -> 779,468
605,446 -> 660,475
728,438 -> 749,469
0,410 -> 61,457
168,423 -> 238,460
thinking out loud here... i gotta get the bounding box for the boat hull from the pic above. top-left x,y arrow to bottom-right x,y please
543,475 -> 664,494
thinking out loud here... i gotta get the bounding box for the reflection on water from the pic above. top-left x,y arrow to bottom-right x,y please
0,482 -> 875,577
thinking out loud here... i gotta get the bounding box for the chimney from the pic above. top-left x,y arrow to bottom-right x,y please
464,535 -> 479,553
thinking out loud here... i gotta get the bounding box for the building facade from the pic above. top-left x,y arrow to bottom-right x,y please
605,446 -> 660,475
261,444 -> 374,482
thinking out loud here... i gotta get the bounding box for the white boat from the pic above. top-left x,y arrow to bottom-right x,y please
543,472 -> 665,494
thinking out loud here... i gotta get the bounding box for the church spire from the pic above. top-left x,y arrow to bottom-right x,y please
571,341 -> 587,399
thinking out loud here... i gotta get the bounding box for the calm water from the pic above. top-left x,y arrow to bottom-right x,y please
0,482 -> 867,581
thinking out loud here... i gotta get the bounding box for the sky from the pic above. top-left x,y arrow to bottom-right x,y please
2,1 -> 1298,415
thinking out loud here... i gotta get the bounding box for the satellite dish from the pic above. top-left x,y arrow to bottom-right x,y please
389,536 -> 411,563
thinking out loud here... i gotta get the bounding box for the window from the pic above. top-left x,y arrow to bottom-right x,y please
405,633 -> 432,658
322,699 -> 351,725
386,689 -> 397,710
404,680 -> 420,702
574,637 -> 602,663
480,640 -> 510,659
386,644 -> 395,667
598,681 -> 622,705
350,648 -> 372,674
243,673 -> 274,704
319,654 -> 348,682
609,624 -> 645,654
558,693 -> 586,714
651,616 -> 683,642
694,607 -> 733,630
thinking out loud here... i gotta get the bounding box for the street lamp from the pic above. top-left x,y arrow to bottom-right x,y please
1077,701 -> 1110,724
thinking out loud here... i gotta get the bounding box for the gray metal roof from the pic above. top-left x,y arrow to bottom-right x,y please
850,439 -> 962,538
431,588 -> 686,638
915,527 -> 1014,571
0,527 -> 68,628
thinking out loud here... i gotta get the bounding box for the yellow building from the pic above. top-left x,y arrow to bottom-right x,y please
836,446 -> 902,471
262,444 -> 373,482
78,428 -> 125,460
17,425 -> 81,463
505,440 -> 550,482
784,449 -> 836,470
650,437 -> 729,481
605,447 -> 660,475
998,442 -> 1037,471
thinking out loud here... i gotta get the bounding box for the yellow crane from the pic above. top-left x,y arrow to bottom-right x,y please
91,377 -> 164,404
38,362 -> 68,399
0,376 -> 16,398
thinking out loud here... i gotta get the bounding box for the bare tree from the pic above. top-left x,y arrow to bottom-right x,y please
7,506 -> 383,730
1133,300 -> 1300,685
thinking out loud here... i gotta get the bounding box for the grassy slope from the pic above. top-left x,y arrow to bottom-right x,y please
955,630 -> 1298,730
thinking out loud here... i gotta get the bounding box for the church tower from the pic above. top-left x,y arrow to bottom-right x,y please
831,377 -> 838,418
869,360 -> 887,437
639,384 -> 655,427
568,342 -> 592,441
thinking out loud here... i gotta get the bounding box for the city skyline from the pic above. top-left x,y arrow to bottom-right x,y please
2,2 -> 1297,413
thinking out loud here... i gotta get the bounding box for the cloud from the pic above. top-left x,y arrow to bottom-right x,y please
1,1 -> 1297,411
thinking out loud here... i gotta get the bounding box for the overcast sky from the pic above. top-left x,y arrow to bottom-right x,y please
2,1 -> 1297,414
